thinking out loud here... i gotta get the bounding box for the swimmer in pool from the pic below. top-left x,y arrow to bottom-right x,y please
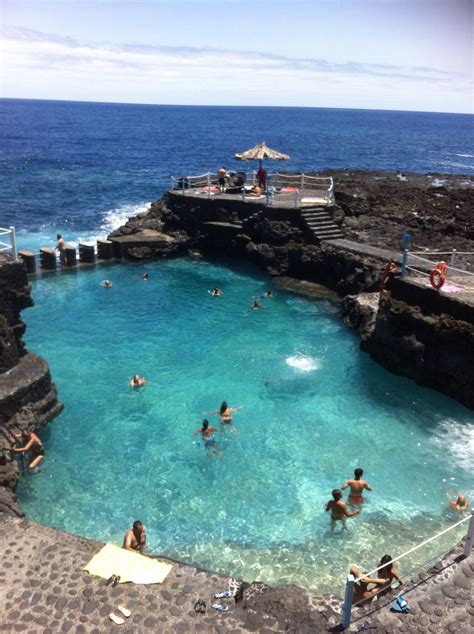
143,272 -> 149,281
449,494 -> 469,512
210,287 -> 224,297
325,489 -> 360,531
206,401 -> 242,436
102,280 -> 113,288
341,468 -> 372,505
130,374 -> 146,388
13,431 -> 45,470
250,299 -> 263,310
193,419 -> 222,459
262,290 -> 273,298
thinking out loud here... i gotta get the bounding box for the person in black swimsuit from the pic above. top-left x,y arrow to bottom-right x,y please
13,431 -> 45,469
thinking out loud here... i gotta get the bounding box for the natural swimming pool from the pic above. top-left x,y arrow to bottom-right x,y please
17,258 -> 473,594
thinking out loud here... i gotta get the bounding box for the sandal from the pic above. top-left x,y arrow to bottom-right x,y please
194,599 -> 206,614
211,603 -> 229,612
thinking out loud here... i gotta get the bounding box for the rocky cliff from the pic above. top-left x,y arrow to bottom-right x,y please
0,256 -> 63,515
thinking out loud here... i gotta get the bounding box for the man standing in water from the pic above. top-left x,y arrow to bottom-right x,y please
193,419 -> 222,460
341,468 -> 372,505
55,234 -> 67,266
123,520 -> 146,554
325,489 -> 360,531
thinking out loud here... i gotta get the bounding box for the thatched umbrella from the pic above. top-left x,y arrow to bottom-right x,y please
234,142 -> 289,169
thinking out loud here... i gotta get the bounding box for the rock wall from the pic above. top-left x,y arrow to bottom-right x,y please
0,257 -> 63,516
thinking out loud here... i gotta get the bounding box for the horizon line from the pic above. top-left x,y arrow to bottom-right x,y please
1,96 -> 472,117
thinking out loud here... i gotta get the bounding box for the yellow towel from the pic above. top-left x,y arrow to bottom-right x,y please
83,543 -> 172,584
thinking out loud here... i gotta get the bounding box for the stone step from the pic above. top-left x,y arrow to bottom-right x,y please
307,221 -> 336,228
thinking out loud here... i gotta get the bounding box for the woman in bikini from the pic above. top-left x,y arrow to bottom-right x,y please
193,419 -> 222,459
13,431 -> 45,470
206,401 -> 241,436
377,554 -> 403,596
130,374 -> 146,388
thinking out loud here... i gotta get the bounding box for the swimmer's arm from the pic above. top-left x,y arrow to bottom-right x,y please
363,482 -> 372,491
391,569 -> 402,583
365,576 -> 387,586
192,429 -> 202,435
342,503 -> 360,518
123,533 -> 134,551
14,439 -> 34,452
325,501 -> 331,512
230,407 -> 242,412
340,481 -> 349,490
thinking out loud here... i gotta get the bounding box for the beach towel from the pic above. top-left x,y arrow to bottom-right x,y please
83,543 -> 172,585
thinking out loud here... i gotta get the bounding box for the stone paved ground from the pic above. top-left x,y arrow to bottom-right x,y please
0,513 -> 472,633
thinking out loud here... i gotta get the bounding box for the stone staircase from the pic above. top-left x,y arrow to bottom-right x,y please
300,206 -> 343,242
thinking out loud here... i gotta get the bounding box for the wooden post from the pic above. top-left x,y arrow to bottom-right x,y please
19,250 -> 36,274
464,510 -> 474,558
65,246 -> 77,267
40,248 -> 57,270
341,574 -> 355,629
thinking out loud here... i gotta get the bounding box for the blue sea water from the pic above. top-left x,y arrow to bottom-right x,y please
1,98 -> 473,253
2,99 -> 473,592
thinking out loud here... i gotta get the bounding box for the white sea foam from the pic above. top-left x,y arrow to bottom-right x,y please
75,201 -> 152,245
454,153 -> 474,158
285,355 -> 321,373
430,418 -> 474,475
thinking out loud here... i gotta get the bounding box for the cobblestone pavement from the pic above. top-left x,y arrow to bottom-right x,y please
0,514 -> 339,633
0,514 -> 472,633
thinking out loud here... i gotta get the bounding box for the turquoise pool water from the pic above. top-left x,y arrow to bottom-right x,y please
18,259 -> 473,593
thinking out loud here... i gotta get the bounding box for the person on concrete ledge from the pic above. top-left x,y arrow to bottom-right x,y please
325,489 -> 360,531
379,259 -> 397,294
13,430 -> 45,470
341,468 -> 372,506
123,520 -> 147,554
55,234 -> 67,266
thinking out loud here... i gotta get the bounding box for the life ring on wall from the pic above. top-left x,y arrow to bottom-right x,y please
429,262 -> 447,290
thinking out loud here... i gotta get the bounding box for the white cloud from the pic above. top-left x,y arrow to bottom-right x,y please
1,26 -> 472,112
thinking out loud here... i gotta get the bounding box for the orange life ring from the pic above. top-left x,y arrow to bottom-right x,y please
429,262 -> 447,290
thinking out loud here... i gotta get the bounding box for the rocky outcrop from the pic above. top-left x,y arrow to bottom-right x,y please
0,257 -> 63,516
340,292 -> 380,341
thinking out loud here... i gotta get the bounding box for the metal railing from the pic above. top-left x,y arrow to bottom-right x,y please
170,172 -> 334,208
400,248 -> 474,292
341,510 -> 474,629
0,226 -> 17,260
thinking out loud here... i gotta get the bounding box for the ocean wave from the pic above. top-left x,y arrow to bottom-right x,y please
454,153 -> 474,159
75,201 -> 151,245
285,355 -> 321,373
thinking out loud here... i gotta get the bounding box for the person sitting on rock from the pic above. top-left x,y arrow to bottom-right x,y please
13,431 -> 45,470
123,520 -> 147,554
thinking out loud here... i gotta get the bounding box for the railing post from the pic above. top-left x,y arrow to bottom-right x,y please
451,248 -> 457,267
9,226 -> 17,261
464,510 -> 474,558
401,232 -> 411,279
341,574 -> 354,629
301,173 -> 305,190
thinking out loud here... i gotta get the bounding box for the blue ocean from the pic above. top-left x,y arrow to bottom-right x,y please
2,99 -> 473,593
1,98 -> 473,251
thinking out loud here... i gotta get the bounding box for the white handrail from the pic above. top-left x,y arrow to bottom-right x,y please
0,226 -> 17,260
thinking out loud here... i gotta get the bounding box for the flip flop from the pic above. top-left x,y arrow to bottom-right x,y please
109,613 -> 125,625
194,599 -> 206,614
106,575 -> 115,587
214,591 -> 233,599
117,606 -> 131,618
112,575 -> 121,587
211,603 -> 229,612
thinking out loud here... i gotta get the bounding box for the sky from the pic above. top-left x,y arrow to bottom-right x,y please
1,0 -> 472,113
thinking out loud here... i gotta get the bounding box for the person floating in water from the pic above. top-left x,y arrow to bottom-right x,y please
143,272 -> 149,281
250,299 -> 263,310
210,287 -> 224,297
13,430 -> 45,470
130,374 -> 146,388
193,419 -> 222,460
206,401 -> 242,436
341,468 -> 372,505
325,489 -> 360,531
102,279 -> 113,288
449,494 -> 469,512
123,520 -> 147,554
262,290 -> 273,298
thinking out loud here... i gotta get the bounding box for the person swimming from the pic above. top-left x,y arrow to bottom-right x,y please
449,494 -> 469,512
206,401 -> 242,436
130,374 -> 146,388
193,419 -> 222,459
143,272 -> 149,281
341,468 -> 372,505
210,288 -> 224,297
262,290 -> 273,298
250,299 -> 262,310
13,431 -> 45,470
102,280 -> 113,288
325,489 -> 360,531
